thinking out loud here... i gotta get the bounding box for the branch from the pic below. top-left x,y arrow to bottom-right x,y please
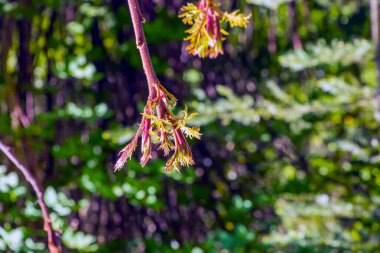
288,0 -> 302,50
0,141 -> 61,253
115,0 -> 201,172
126,0 -> 159,98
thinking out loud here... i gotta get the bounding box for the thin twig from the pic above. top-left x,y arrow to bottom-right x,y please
288,0 -> 302,50
268,9 -> 277,53
126,0 -> 159,98
0,141 -> 61,253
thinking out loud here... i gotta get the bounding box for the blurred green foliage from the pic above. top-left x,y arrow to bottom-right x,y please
0,0 -> 379,252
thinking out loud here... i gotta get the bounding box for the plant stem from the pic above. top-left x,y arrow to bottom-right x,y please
268,9 -> 277,54
126,0 -> 159,98
0,141 -> 61,253
288,0 -> 302,50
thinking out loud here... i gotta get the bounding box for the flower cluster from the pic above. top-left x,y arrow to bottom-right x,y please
180,0 -> 251,58
114,83 -> 201,173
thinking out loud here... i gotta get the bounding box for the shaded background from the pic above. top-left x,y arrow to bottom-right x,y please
1,0 -> 380,252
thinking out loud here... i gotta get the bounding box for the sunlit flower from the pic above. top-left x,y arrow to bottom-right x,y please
180,0 -> 251,58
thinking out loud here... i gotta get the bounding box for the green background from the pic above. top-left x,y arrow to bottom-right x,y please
0,0 -> 379,252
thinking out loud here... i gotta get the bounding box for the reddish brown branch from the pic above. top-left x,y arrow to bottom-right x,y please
0,141 -> 61,253
126,0 -> 159,98
288,0 -> 302,50
114,0 -> 199,172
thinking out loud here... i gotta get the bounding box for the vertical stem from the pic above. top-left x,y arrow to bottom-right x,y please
268,9 -> 277,54
126,0 -> 159,98
289,0 -> 303,50
0,141 -> 61,253
370,0 -> 380,91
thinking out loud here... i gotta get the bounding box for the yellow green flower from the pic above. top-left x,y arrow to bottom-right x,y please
180,0 -> 251,58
